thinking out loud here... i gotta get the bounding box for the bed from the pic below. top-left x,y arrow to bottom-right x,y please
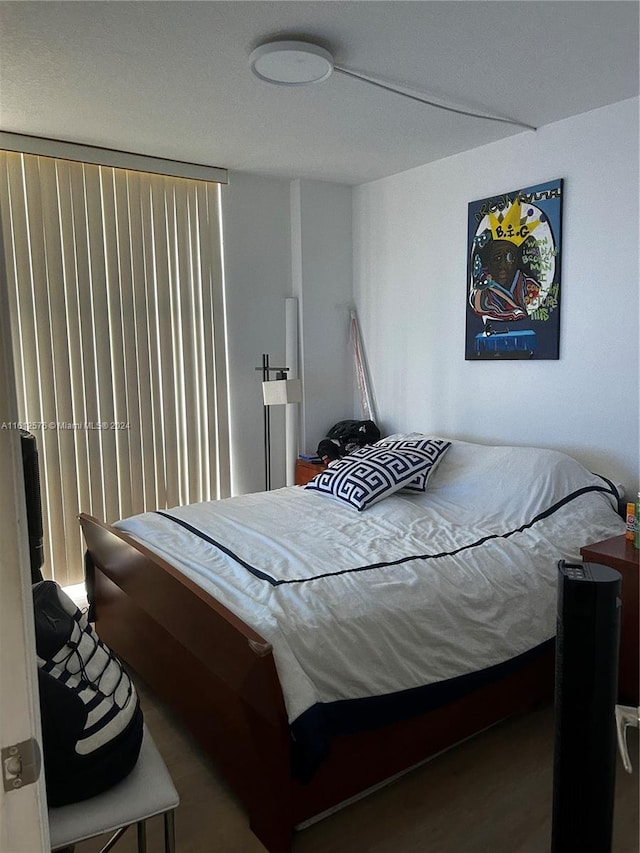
79,437 -> 625,852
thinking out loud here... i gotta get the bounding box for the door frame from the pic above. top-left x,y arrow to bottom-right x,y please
0,222 -> 49,851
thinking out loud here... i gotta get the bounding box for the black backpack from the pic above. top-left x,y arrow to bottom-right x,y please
317,419 -> 381,462
33,580 -> 144,806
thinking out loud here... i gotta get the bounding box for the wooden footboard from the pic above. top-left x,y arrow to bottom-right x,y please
79,513 -> 555,853
79,513 -> 295,853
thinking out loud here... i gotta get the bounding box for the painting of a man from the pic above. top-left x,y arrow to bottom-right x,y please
466,180 -> 563,359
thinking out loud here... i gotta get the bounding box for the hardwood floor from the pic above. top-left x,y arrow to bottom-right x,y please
71,677 -> 638,853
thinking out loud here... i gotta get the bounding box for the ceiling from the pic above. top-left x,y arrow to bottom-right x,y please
1,1 -> 638,185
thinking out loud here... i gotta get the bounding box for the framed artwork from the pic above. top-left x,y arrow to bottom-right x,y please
465,178 -> 563,360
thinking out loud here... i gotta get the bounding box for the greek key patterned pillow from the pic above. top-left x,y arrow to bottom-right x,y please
305,440 -> 449,510
374,437 -> 451,491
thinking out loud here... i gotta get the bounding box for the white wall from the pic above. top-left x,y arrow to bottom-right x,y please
222,173 -> 354,495
292,179 -> 355,455
222,171 -> 292,495
353,98 -> 639,495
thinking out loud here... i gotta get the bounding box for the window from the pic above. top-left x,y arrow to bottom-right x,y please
0,150 -> 230,585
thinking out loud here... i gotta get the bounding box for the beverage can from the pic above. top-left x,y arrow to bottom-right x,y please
626,502 -> 636,541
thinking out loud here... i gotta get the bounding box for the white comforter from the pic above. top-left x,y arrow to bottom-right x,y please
114,439 -> 624,725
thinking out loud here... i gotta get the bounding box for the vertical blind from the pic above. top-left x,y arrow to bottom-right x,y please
0,151 -> 230,586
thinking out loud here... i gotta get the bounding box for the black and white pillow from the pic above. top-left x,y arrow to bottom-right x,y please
374,437 -> 450,492
305,440 -> 448,510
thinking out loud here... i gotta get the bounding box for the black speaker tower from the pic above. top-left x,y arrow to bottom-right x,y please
552,560 -> 622,853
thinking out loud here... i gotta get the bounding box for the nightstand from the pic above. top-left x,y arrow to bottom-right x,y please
580,534 -> 639,704
295,459 -> 327,486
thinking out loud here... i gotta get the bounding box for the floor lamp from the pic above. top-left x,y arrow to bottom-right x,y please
256,353 -> 302,490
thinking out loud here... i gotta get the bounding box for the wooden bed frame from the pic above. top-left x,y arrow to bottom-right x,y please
79,512 -> 555,853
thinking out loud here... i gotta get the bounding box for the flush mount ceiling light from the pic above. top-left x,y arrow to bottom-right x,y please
249,41 -> 334,86
249,38 -> 536,131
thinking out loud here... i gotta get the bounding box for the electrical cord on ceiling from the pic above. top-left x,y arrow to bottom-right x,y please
248,40 -> 537,132
333,65 -> 537,132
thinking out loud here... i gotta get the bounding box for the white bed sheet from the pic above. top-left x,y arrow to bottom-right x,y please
114,440 -> 624,725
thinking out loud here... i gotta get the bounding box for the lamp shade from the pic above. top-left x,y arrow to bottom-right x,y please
262,378 -> 302,406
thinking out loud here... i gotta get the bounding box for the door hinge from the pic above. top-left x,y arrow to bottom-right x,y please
2,738 -> 41,792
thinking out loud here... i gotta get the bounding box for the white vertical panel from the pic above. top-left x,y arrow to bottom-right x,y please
137,176 -> 163,512
22,154 -> 69,582
56,159 -> 93,565
196,182 -> 212,499
101,168 -> 129,520
285,297 -> 299,486
165,181 -> 185,504
116,168 -> 144,516
150,176 -> 179,509
128,170 -> 156,511
174,179 -> 197,504
85,164 -> 119,524
70,161 -> 104,525
206,182 -> 230,497
38,156 -> 81,578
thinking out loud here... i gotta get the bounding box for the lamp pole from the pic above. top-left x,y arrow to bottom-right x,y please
256,354 -> 290,491
262,353 -> 270,491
